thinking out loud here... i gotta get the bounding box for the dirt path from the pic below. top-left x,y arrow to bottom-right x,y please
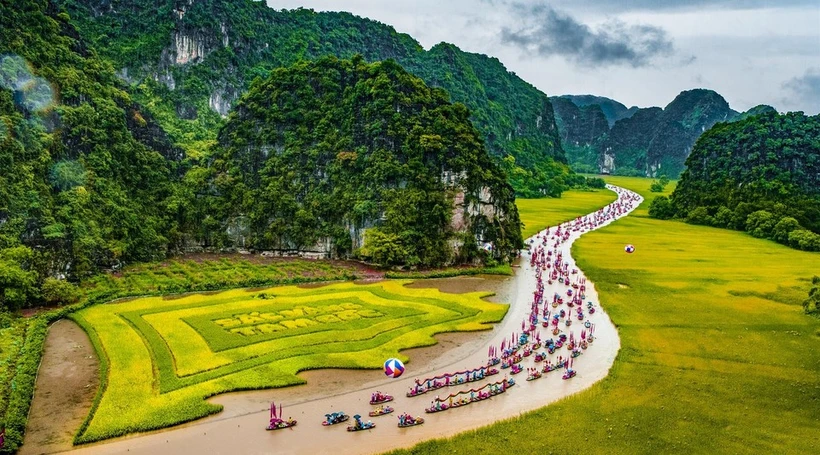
54,186 -> 640,455
21,319 -> 99,455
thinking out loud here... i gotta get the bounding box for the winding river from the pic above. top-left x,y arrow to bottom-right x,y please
63,185 -> 641,455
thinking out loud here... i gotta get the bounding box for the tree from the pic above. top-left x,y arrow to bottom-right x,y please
686,207 -> 713,226
772,217 -> 801,244
40,278 -> 82,306
745,210 -> 777,239
648,196 -> 675,220
0,247 -> 38,311
650,174 -> 669,193
359,229 -> 410,266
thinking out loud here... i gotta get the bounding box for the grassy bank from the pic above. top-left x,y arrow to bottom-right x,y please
389,178 -> 820,454
384,265 -> 513,279
517,188 -> 618,239
82,255 -> 364,296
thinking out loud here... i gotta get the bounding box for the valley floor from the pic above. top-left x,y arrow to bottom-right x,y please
23,188 -> 632,454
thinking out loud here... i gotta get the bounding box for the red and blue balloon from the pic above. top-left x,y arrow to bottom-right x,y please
383,358 -> 405,378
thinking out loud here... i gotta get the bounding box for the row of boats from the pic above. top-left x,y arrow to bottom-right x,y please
266,186 -> 641,435
268,391 -> 425,432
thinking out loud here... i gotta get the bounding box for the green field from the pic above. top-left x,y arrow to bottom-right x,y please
601,175 -> 678,216
517,188 -> 618,239
71,281 -> 507,443
82,256 -> 361,297
391,177 -> 820,454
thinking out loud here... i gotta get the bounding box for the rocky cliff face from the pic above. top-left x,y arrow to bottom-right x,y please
645,89 -> 738,177
207,57 -> 522,265
558,94 -> 639,127
600,107 -> 663,174
557,90 -> 747,177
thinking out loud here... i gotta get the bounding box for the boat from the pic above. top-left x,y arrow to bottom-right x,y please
369,392 -> 393,405
369,405 -> 394,417
562,369 -> 577,380
526,370 -> 542,381
266,401 -> 297,430
322,411 -> 350,426
542,362 -> 559,373
347,414 -> 376,432
397,414 -> 425,428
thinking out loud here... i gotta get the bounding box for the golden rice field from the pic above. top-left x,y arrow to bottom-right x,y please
390,176 -> 820,455
71,281 -> 507,443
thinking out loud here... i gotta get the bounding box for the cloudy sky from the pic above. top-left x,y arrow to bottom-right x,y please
267,0 -> 820,114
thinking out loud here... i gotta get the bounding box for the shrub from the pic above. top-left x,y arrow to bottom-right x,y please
714,206 -> 734,229
585,177 -> 606,189
686,207 -> 713,226
650,181 -> 664,193
803,276 -> 820,314
41,278 -> 82,306
788,229 -> 820,252
745,210 -> 777,238
772,217 -> 801,244
731,202 -> 757,230
648,196 -> 675,220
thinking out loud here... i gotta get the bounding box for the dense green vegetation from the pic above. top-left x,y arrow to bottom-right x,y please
557,89 -> 745,178
59,0 -> 573,196
0,0 -> 184,310
197,56 -> 522,266
392,176 -> 820,455
0,4 -> 185,444
602,107 -> 664,175
72,281 -> 507,442
655,111 -> 820,251
83,256 -> 361,296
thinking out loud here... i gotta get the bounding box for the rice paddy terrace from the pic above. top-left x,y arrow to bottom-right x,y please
70,281 -> 507,443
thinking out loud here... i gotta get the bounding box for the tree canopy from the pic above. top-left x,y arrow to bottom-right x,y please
657,111 -> 820,251
199,56 -> 523,266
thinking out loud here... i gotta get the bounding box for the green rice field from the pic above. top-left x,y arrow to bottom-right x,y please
71,281 -> 507,443
390,177 -> 820,454
517,188 -> 618,239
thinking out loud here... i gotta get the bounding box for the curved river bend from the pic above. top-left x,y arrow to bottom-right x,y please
65,185 -> 641,455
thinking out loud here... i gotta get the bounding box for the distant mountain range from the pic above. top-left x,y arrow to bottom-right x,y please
557,95 -> 640,127
552,90 -> 776,178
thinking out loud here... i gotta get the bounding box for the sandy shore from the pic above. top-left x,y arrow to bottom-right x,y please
51,186 -> 640,455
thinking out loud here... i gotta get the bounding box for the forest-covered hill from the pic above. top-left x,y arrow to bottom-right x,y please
1,0 -> 533,311
1,0 -> 182,309
651,111 -> 820,251
198,56 -> 523,266
57,0 -> 573,196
